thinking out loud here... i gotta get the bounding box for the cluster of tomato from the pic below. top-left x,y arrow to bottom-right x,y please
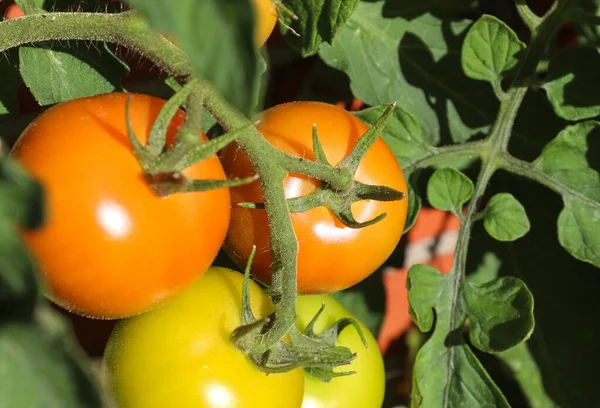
6,1 -> 409,407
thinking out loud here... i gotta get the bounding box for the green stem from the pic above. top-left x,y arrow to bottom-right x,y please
404,140 -> 487,174
440,2 -> 574,403
0,11 -> 191,77
499,154 -> 600,210
514,0 -> 542,31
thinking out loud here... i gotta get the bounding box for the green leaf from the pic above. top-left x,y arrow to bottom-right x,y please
331,269 -> 385,336
0,323 -> 102,408
128,0 -> 258,115
413,337 -> 510,408
355,105 -> 433,169
406,265 -> 445,333
533,121 -> 600,267
19,42 -> 128,106
407,265 -> 513,407
0,158 -> 45,320
468,252 -> 501,285
282,0 -> 360,57
543,46 -> 600,121
427,168 -> 474,213
483,193 -> 530,241
462,15 -> 525,89
0,52 -> 21,115
497,343 -> 560,408
405,175 -> 422,232
466,277 -> 534,353
318,1 -> 498,145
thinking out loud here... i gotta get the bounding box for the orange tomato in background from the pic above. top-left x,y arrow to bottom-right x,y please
11,93 -> 230,319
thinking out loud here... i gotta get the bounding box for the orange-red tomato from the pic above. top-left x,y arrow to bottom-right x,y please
4,4 -> 24,19
221,102 -> 408,294
11,93 -> 230,319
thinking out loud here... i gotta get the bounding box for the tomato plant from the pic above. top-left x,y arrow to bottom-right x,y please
296,294 -> 385,408
103,267 -> 305,408
222,101 -> 408,294
10,93 -> 230,319
2,1 -> 600,407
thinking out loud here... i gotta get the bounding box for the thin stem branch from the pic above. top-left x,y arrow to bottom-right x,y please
514,0 -> 542,32
499,154 -> 600,210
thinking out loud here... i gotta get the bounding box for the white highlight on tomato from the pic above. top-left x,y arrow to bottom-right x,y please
205,383 -> 233,406
97,200 -> 132,239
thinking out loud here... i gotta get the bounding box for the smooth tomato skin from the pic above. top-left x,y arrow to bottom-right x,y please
11,93 -> 230,319
103,267 -> 305,408
221,102 -> 408,294
253,0 -> 278,46
296,295 -> 385,408
4,4 -> 24,19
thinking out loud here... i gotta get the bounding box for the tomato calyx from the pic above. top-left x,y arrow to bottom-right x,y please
239,103 -> 405,228
230,251 -> 366,381
125,80 -> 256,196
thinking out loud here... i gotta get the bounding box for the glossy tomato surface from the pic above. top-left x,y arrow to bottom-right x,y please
296,294 -> 385,408
253,0 -> 278,46
11,93 -> 230,319
103,267 -> 305,408
221,101 -> 408,294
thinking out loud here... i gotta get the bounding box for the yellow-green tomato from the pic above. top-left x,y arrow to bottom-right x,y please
296,295 -> 385,408
103,267 -> 305,408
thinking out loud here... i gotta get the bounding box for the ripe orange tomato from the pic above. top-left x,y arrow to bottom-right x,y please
11,93 -> 230,319
296,295 -> 385,408
103,267 -> 305,408
4,3 -> 24,20
221,102 -> 408,294
253,0 -> 278,46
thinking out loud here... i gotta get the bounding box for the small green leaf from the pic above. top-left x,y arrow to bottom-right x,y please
468,252 -> 501,285
19,43 -> 128,106
558,196 -> 600,267
497,343 -> 560,408
462,15 -> 525,87
0,323 -> 102,408
466,277 -> 534,353
406,265 -> 446,333
355,105 -> 433,169
534,121 -> 600,267
427,168 -> 474,213
483,193 -> 531,241
404,176 -> 422,233
128,0 -> 258,115
282,0 -> 360,57
543,47 -> 600,121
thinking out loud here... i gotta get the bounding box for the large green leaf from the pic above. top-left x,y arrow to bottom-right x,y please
467,173 -> 600,407
533,121 -> 600,267
282,0 -> 361,57
127,0 -> 258,115
19,42 -> 128,106
0,323 -> 102,408
355,105 -> 433,169
407,264 -> 533,407
543,47 -> 600,121
318,1 -> 498,145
